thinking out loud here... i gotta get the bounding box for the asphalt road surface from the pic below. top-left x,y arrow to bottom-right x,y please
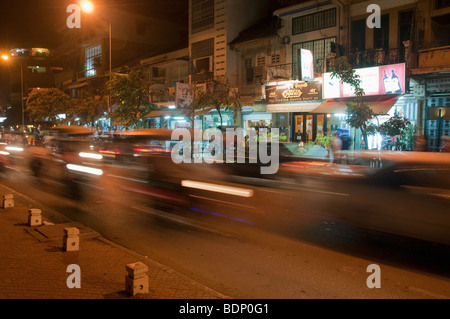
1,159 -> 450,299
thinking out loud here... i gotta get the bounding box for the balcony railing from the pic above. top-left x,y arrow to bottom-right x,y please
417,45 -> 450,69
348,48 -> 406,69
191,71 -> 214,84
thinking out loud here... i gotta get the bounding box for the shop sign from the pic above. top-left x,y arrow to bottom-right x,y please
300,49 -> 314,81
323,63 -> 405,99
265,80 -> 322,103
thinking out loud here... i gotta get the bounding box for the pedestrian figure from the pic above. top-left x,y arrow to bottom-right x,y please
330,132 -> 342,164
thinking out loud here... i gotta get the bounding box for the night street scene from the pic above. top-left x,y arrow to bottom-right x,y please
0,0 -> 449,310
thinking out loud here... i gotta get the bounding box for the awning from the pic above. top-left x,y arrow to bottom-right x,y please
311,94 -> 401,115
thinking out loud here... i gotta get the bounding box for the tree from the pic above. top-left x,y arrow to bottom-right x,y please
330,56 -> 375,149
106,68 -> 157,129
67,95 -> 108,127
207,77 -> 242,125
378,114 -> 412,150
25,88 -> 70,124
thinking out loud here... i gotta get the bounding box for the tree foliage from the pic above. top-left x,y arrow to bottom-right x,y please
25,88 -> 70,124
107,68 -> 157,129
67,95 -> 108,126
206,77 -> 242,125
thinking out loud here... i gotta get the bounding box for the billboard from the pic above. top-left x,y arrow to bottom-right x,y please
323,63 -> 405,99
175,82 -> 193,109
265,80 -> 321,103
300,49 -> 314,81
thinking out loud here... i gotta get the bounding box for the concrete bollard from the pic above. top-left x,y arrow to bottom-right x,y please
63,227 -> 80,252
2,194 -> 14,209
28,208 -> 42,226
125,262 -> 149,296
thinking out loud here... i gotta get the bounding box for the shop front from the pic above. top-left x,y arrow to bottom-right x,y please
265,80 -> 323,143
315,63 -> 407,150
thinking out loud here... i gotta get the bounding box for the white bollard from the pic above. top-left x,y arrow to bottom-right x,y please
63,227 -> 80,252
125,262 -> 149,296
28,208 -> 42,226
3,194 -> 14,209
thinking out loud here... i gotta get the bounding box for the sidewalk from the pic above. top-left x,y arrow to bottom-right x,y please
0,182 -> 229,299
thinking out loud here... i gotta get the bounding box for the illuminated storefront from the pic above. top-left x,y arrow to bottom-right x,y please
312,63 -> 407,149
265,80 -> 323,142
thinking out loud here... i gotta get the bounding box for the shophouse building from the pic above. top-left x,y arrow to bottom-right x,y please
409,0 -> 450,151
260,0 -> 432,150
185,0 -> 274,130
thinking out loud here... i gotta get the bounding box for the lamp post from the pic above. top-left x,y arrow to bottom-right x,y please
2,54 -> 25,130
81,1 -> 112,133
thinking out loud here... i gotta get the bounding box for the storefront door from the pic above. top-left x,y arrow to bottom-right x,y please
292,113 -> 327,143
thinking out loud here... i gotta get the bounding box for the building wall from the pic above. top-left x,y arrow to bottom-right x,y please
188,0 -> 271,86
274,0 -> 349,72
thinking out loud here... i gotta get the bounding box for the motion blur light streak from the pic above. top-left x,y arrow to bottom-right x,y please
99,150 -> 121,155
5,146 -> 24,152
181,180 -> 254,197
79,152 -> 103,160
66,164 -> 103,176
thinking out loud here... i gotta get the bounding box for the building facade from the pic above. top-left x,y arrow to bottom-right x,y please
1,47 -> 62,128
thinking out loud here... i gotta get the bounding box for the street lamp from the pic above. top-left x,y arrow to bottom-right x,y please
1,54 -> 25,130
81,1 -> 112,133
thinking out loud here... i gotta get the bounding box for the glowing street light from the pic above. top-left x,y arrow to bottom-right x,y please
80,1 -> 94,13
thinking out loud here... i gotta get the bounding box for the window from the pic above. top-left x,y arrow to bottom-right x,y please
191,38 -> 214,59
399,10 -> 413,59
351,19 -> 366,51
292,8 -> 336,34
194,57 -> 211,74
271,54 -> 281,65
292,37 -> 336,78
85,45 -> 102,77
192,0 -> 214,33
244,58 -> 253,69
373,14 -> 389,50
257,55 -> 266,66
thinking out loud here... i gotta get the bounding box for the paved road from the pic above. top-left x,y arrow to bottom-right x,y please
2,159 -> 450,299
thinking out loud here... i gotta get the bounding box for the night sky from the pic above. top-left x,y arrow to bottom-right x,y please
0,0 -> 189,48
0,0 -> 188,110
